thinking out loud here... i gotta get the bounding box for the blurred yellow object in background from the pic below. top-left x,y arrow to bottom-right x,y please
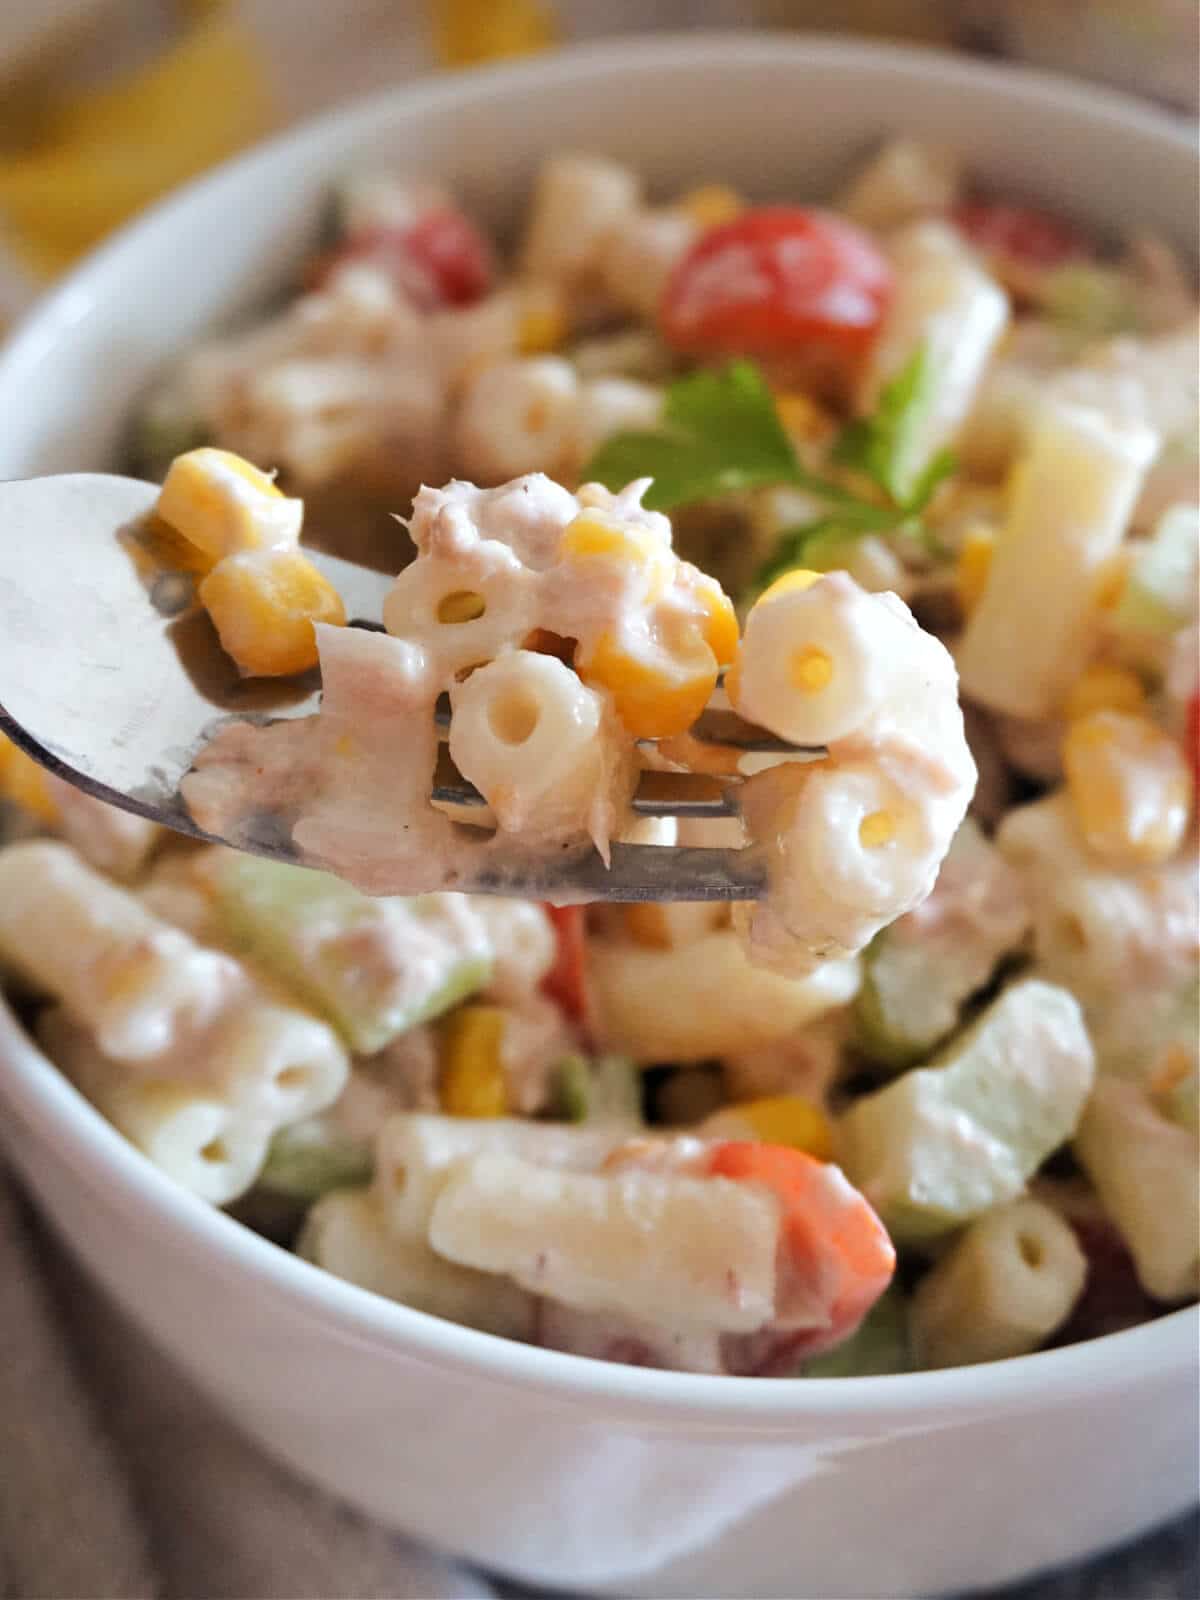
431,0 -> 557,67
0,13 -> 273,278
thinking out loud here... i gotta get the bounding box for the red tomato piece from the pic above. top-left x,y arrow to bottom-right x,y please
952,200 -> 1091,272
541,904 -> 591,1032
403,208 -> 495,306
660,206 -> 893,374
1185,691 -> 1200,789
307,209 -> 493,309
707,1141 -> 895,1360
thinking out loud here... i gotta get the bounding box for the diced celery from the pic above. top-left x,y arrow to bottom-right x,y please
555,1053 -> 642,1126
260,1116 -> 373,1200
839,979 -> 1095,1244
854,820 -> 1030,1071
1040,264 -> 1138,344
1115,504 -> 1199,636
803,1286 -> 910,1377
211,855 -> 491,1053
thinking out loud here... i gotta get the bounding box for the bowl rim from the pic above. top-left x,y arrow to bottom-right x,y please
1,28 -> 1196,389
0,31 -> 1196,1430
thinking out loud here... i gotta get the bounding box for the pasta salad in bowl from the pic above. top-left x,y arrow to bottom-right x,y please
0,34 -> 1196,1596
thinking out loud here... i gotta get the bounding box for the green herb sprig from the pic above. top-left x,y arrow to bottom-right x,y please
582,349 -> 957,594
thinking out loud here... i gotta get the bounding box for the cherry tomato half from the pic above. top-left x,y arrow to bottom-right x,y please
308,208 -> 494,309
952,200 -> 1090,273
660,206 -> 893,378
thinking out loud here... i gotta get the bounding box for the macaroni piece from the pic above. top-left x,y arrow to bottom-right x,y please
909,1198 -> 1087,1368
299,1186 -> 536,1339
589,927 -> 860,1063
38,1007 -> 269,1206
838,138 -> 962,234
957,399 -> 1159,719
861,222 -> 1009,495
0,840 -> 240,1061
448,651 -> 633,841
731,572 -> 975,973
520,154 -> 642,290
428,1148 -> 782,1330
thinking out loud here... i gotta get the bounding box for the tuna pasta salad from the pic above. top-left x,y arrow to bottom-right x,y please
1,136 -> 1196,1376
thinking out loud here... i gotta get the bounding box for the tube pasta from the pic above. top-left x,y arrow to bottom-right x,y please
520,154 -> 642,287
44,781 -> 162,881
38,1008 -> 268,1205
860,222 -> 1009,493
1074,1078 -> 1200,1302
589,927 -> 860,1063
957,399 -> 1159,719
838,138 -> 962,233
428,1150 -> 780,1331
374,1113 -> 622,1238
209,998 -> 349,1127
299,1187 -> 535,1340
0,841 -> 240,1062
909,1198 -> 1087,1368
448,650 -> 633,841
733,574 -> 918,747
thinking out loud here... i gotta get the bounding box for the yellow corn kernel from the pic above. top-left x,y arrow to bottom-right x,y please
789,644 -> 834,693
436,589 -> 488,624
1062,662 -> 1147,722
678,184 -> 742,230
438,1005 -> 509,1117
955,526 -> 994,615
517,283 -> 568,354
704,1095 -> 833,1161
578,625 -> 718,740
157,448 -> 303,561
755,568 -> 823,608
675,566 -> 740,667
199,548 -> 346,677
774,390 -> 828,441
0,735 -> 59,824
1063,710 -> 1193,868
559,510 -> 676,604
859,810 -> 896,848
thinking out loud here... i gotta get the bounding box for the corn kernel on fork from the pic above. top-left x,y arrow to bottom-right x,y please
0,474 -> 818,901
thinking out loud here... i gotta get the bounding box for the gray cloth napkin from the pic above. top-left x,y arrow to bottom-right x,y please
2,1166 -> 1196,1600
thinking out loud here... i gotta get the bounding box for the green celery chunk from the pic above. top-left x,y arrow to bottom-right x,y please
1039,264 -> 1139,343
211,855 -> 491,1053
803,1286 -> 910,1378
260,1116 -> 373,1200
855,820 -> 1030,1070
555,1053 -> 642,1126
1115,504 -> 1199,636
839,979 -> 1095,1245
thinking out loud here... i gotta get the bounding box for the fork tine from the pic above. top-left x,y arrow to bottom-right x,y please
461,842 -> 765,901
431,760 -> 739,820
432,695 -> 815,756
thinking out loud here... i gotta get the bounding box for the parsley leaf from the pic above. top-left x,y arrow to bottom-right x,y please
584,361 -> 827,512
831,344 -> 951,510
581,349 -> 958,595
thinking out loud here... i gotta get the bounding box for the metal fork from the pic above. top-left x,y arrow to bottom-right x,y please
0,474 -> 817,900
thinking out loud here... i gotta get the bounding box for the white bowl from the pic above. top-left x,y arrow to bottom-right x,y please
0,34 -> 1196,1599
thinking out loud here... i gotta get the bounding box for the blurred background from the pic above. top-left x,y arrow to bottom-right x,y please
0,0 -> 1196,329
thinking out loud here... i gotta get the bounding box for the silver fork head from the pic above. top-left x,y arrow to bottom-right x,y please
0,473 -> 803,900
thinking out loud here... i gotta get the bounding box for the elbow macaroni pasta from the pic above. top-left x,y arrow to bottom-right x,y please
909,1198 -> 1086,1368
